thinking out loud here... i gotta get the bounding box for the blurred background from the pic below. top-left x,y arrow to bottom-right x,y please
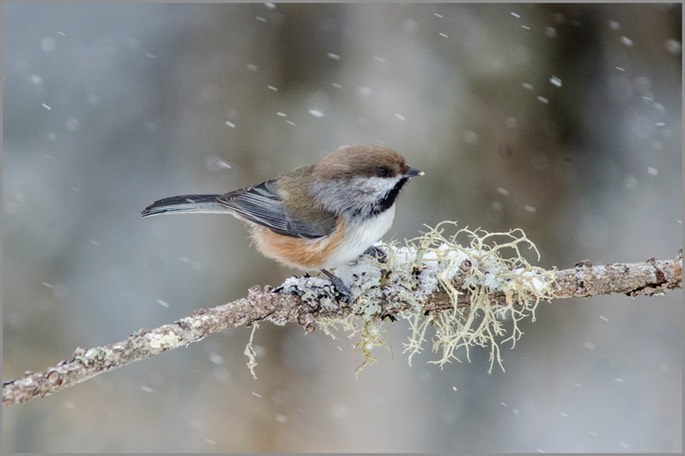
3,3 -> 682,452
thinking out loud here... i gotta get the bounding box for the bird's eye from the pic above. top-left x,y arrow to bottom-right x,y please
376,166 -> 390,177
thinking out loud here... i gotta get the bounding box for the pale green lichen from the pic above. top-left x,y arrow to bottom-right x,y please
244,322 -> 260,379
400,221 -> 556,373
147,331 -> 182,350
322,221 -> 556,374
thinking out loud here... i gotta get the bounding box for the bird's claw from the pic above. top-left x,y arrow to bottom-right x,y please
364,245 -> 387,263
321,269 -> 352,302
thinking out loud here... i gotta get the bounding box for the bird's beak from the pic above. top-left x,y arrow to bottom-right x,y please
405,167 -> 424,177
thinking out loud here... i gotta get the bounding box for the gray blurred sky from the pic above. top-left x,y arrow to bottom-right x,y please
3,3 -> 682,452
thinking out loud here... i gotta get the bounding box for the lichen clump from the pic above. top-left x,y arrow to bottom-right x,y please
319,221 -> 556,373
403,222 -> 555,372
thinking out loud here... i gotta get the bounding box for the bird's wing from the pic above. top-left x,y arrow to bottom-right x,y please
217,179 -> 336,239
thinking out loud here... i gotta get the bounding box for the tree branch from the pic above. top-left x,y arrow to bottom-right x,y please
4,245 -> 681,406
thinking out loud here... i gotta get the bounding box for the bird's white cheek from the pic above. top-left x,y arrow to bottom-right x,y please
354,176 -> 402,201
322,205 -> 396,269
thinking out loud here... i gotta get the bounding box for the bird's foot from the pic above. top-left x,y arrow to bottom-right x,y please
364,245 -> 387,263
321,269 -> 352,302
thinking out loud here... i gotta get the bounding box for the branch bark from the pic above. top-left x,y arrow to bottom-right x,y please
4,250 -> 681,406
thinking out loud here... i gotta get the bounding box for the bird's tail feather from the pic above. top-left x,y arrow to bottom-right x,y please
141,194 -> 229,217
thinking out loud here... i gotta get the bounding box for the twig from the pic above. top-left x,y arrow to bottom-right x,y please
4,248 -> 681,406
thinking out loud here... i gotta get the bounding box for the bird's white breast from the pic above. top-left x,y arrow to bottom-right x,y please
320,204 -> 396,269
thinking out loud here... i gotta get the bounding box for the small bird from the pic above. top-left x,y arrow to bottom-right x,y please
141,144 -> 423,298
